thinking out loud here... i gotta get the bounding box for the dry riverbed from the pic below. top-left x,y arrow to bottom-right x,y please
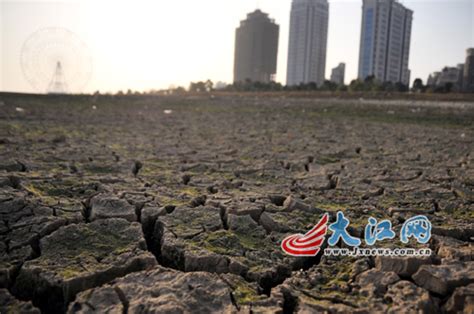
0,93 -> 473,313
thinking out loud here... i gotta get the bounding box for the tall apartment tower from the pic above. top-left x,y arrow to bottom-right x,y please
287,0 -> 329,86
234,10 -> 279,83
463,48 -> 474,92
358,0 -> 413,85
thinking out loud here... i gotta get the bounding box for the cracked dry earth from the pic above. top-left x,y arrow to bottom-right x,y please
0,93 -> 473,313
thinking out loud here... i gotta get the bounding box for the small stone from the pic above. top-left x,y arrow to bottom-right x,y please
131,160 -> 143,176
361,187 -> 384,200
182,174 -> 191,185
259,212 -> 290,233
226,202 -> 264,221
207,185 -> 218,194
283,196 -> 311,212
52,134 -> 67,144
268,194 -> 286,206
69,163 -> 78,174
328,175 -> 340,189
190,195 -> 207,208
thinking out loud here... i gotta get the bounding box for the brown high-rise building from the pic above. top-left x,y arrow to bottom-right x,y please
463,48 -> 474,92
234,10 -> 279,83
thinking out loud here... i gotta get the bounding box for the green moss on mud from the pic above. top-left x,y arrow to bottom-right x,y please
233,283 -> 265,304
196,230 -> 263,256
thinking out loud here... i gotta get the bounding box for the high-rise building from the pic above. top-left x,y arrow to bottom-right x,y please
463,48 -> 474,92
234,10 -> 279,83
358,0 -> 413,85
287,0 -> 329,86
330,63 -> 346,85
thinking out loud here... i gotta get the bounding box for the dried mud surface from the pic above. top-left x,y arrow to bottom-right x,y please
0,93 -> 473,313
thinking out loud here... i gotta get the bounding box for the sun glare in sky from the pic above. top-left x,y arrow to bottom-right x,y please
1,0 -> 473,93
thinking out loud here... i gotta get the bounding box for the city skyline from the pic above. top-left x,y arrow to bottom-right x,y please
1,0 -> 473,93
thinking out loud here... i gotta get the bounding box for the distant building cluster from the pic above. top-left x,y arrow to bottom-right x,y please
330,63 -> 345,86
232,0 -> 473,92
427,49 -> 474,92
234,0 -> 414,87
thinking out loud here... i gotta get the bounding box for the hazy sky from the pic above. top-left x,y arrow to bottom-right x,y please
1,0 -> 473,93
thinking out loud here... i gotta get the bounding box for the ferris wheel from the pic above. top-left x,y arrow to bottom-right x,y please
20,27 -> 93,94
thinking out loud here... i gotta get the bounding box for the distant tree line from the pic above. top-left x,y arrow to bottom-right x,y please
412,78 -> 457,94
347,75 -> 409,92
220,79 -> 346,92
220,76 -> 408,93
108,76 -> 466,96
186,76 -> 410,93
189,80 -> 214,92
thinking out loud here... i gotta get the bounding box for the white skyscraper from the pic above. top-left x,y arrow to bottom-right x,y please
286,0 -> 329,86
358,0 -> 413,85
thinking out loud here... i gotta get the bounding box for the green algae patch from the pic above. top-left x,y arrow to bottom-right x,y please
443,206 -> 474,220
197,230 -> 264,256
220,273 -> 266,306
180,186 -> 201,197
200,230 -> 244,255
315,155 -> 340,165
232,281 -> 266,305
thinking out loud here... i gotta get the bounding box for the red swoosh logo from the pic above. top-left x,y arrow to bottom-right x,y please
281,213 -> 328,256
